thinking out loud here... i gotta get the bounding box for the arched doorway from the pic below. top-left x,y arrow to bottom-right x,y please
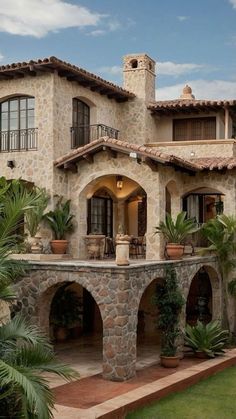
40,282 -> 103,378
83,175 -> 147,259
137,278 -> 161,366
186,268 -> 212,325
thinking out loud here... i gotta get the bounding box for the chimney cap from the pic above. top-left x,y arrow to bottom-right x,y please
180,84 -> 195,100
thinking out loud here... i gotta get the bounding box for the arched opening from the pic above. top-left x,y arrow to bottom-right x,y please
137,279 -> 161,365
0,95 -> 36,151
83,174 -> 147,259
72,98 -> 90,147
49,282 -> 102,341
131,59 -> 138,69
186,268 -> 212,325
41,281 -> 103,377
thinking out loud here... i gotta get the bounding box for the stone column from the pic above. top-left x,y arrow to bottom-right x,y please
102,271 -> 137,381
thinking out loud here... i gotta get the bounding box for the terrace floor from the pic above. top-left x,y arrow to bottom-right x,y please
52,349 -> 236,419
46,333 -> 161,388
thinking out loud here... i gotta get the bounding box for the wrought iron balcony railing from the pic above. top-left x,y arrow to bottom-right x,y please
0,128 -> 38,152
70,124 -> 119,149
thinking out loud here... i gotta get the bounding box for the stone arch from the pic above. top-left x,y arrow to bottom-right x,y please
0,93 -> 34,102
75,172 -> 148,258
182,263 -> 222,324
36,275 -> 105,337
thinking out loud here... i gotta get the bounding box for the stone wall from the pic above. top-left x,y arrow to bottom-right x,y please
0,73 -> 54,190
147,140 -> 236,159
13,256 -> 221,381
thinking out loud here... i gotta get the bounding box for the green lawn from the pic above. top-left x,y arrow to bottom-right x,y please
126,366 -> 236,419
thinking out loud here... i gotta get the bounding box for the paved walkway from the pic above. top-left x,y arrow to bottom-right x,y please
52,349 -> 236,419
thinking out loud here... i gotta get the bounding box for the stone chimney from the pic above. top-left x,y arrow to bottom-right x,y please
180,85 -> 195,100
123,53 -> 156,102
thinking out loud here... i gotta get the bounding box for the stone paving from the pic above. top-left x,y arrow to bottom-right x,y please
52,349 -> 236,419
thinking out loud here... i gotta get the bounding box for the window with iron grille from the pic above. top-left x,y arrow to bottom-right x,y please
72,99 -> 90,147
0,96 -> 36,151
173,117 -> 216,141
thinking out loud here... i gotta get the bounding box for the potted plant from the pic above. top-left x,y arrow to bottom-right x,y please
155,211 -> 199,259
184,320 -> 229,358
50,285 -> 83,341
44,197 -> 74,254
25,188 -> 49,253
155,266 -> 185,367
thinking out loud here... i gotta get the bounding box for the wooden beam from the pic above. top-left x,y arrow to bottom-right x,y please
144,157 -> 159,172
63,162 -> 77,172
83,154 -> 93,164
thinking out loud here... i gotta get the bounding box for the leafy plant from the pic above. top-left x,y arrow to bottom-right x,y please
0,178 -> 78,418
154,266 -> 185,356
184,320 -> 229,358
25,187 -> 49,237
44,197 -> 74,240
201,214 -> 236,330
50,285 -> 83,328
155,211 -> 199,243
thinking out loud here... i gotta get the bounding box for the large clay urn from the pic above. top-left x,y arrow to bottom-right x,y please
115,234 -> 131,266
50,240 -> 68,254
166,243 -> 184,260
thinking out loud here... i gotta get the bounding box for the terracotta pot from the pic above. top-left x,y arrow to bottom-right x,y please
160,355 -> 180,368
50,240 -> 68,254
166,243 -> 184,260
54,327 -> 67,342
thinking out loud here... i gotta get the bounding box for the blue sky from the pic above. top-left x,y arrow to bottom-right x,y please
0,0 -> 236,99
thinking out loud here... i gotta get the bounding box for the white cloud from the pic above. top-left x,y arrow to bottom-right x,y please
97,65 -> 122,76
0,0 -> 103,38
229,0 -> 236,8
156,79 -> 236,100
177,15 -> 189,21
97,61 -> 206,79
0,53 -> 4,62
157,61 -> 206,77
87,19 -> 121,36
89,29 -> 106,37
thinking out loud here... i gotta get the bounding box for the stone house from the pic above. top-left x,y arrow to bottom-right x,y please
1,53 -> 236,380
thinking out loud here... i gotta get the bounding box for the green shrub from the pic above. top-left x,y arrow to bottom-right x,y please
184,320 -> 229,358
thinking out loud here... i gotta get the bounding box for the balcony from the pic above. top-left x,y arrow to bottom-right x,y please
0,128 -> 38,152
70,124 -> 119,149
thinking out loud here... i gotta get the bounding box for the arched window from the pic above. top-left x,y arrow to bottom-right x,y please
0,96 -> 36,151
72,98 -> 90,147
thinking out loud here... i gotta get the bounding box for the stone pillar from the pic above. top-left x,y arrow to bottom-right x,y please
102,272 -> 137,381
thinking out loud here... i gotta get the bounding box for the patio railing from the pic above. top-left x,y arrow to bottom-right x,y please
0,128 -> 38,152
70,124 -> 119,149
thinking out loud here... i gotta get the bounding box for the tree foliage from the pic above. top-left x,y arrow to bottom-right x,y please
154,266 -> 185,356
0,177 -> 78,418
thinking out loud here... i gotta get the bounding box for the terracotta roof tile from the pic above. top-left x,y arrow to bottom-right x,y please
191,157 -> 236,171
54,137 -> 200,173
0,56 -> 134,101
148,99 -> 236,113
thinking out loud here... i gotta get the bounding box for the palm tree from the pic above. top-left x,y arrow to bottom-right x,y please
0,177 -> 78,418
201,214 -> 236,331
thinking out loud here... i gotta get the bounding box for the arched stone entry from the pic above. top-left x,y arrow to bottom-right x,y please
186,268 -> 212,325
76,174 -> 147,259
14,256 -> 222,381
41,282 -> 103,342
181,265 -> 222,331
